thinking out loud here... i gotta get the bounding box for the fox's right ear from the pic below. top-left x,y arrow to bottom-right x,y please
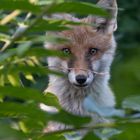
86,0 -> 118,33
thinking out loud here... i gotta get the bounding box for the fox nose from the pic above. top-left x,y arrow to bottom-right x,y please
76,75 -> 87,85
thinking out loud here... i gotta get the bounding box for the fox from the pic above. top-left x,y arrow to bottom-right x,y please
42,0 -> 118,134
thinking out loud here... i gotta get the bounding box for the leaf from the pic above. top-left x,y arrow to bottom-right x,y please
0,25 -> 9,32
28,19 -> 70,32
23,48 -> 68,58
37,134 -> 65,140
16,41 -> 32,56
49,110 -> 91,127
0,0 -> 41,13
82,131 -> 100,140
23,35 -> 69,44
44,92 -> 61,109
122,95 -> 140,111
24,74 -> 35,83
27,19 -> 83,32
111,123 -> 140,140
9,65 -> 64,76
7,74 -> 20,86
64,132 -> 82,140
0,121 -> 26,140
95,128 -> 122,140
0,33 -> 10,42
0,49 -> 15,63
0,102 -> 47,123
0,87 -> 60,109
47,2 -> 108,16
0,75 -> 4,86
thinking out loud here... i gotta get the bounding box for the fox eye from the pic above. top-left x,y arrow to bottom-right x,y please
89,48 -> 99,55
62,48 -> 71,55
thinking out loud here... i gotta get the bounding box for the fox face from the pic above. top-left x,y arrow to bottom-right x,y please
46,0 -> 118,88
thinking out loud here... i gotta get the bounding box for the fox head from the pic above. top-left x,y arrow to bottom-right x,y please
45,0 -> 118,88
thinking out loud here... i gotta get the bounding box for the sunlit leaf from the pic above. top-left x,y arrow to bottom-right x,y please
7,74 -> 20,86
0,33 -> 10,42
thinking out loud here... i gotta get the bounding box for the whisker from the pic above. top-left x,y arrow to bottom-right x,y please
44,66 -> 109,76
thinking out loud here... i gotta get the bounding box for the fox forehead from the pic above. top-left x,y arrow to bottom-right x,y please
58,26 -> 112,51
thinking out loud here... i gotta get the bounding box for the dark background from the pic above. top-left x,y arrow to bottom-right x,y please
78,0 -> 140,106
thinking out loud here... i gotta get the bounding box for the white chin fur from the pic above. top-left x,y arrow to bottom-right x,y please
68,70 -> 94,86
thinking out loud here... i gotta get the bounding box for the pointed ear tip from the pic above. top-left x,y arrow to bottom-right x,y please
97,0 -> 118,6
113,24 -> 118,31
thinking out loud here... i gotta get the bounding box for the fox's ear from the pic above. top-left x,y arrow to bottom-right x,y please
96,0 -> 118,33
86,0 -> 118,33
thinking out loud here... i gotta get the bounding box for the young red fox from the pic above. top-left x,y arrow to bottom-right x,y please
43,0 -> 118,132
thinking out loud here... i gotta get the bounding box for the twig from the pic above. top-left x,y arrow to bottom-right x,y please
0,10 -> 21,25
37,118 -> 140,137
47,66 -> 109,76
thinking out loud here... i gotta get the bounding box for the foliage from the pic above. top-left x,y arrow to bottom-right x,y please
0,0 -> 140,140
112,0 -> 140,105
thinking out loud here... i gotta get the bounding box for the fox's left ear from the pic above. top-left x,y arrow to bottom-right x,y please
87,0 -> 118,33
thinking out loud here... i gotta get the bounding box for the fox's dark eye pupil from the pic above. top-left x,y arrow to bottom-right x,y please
62,48 -> 71,54
89,48 -> 98,55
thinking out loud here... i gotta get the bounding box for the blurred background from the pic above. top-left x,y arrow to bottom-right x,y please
78,0 -> 140,106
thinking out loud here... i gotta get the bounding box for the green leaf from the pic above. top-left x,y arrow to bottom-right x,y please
28,35 -> 69,44
24,48 -> 68,58
0,49 -> 15,63
0,0 -> 41,13
49,110 -> 91,127
122,95 -> 140,111
7,74 -> 20,86
0,102 -> 47,122
47,2 -> 108,16
37,134 -> 65,140
0,121 -> 27,140
27,19 -> 83,32
0,25 -> 9,32
0,87 -> 60,109
16,41 -> 32,56
28,19 -> 70,32
44,92 -> 61,109
111,123 -> 140,140
82,131 -> 100,140
9,65 -> 64,76
0,33 -> 10,42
